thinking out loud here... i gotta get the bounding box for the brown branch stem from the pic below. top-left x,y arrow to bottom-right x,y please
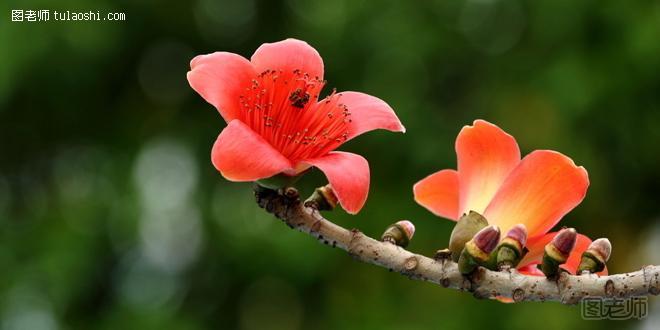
254,185 -> 660,304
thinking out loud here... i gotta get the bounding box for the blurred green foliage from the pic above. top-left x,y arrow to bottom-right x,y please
1,0 -> 659,329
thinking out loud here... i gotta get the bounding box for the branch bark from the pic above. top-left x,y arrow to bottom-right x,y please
255,186 -> 660,304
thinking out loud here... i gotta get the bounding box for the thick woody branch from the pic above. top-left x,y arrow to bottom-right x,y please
255,186 -> 660,304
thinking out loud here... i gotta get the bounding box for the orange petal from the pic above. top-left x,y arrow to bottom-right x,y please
187,52 -> 257,122
456,120 -> 520,215
482,150 -> 589,238
413,169 -> 459,220
303,152 -> 369,214
211,120 -> 293,181
518,233 -> 608,276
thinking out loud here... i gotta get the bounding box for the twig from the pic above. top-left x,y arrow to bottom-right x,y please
254,186 -> 660,304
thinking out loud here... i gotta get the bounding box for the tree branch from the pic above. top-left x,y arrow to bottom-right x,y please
255,186 -> 660,304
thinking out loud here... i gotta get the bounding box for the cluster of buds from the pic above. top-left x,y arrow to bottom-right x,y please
446,214 -> 612,278
536,228 -> 612,278
448,211 -> 489,262
449,212 -> 530,274
298,184 -> 613,279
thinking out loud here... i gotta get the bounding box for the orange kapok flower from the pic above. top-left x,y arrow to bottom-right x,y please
188,39 -> 405,214
413,120 -> 606,275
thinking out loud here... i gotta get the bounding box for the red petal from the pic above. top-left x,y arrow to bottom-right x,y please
250,39 -> 324,80
483,150 -> 589,239
518,233 -> 608,276
330,91 -> 405,141
413,169 -> 459,220
303,152 -> 369,214
212,120 -> 292,181
517,264 -> 545,276
187,52 -> 256,122
456,120 -> 520,216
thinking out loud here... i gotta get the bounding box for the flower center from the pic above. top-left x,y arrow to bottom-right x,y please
237,69 -> 352,162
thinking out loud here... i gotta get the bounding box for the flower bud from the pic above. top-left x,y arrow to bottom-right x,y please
449,211 -> 488,262
473,225 -> 500,254
552,227 -> 577,256
381,220 -> 416,247
539,228 -> 577,278
458,225 -> 500,275
577,238 -> 612,274
495,224 -> 528,270
304,184 -> 338,211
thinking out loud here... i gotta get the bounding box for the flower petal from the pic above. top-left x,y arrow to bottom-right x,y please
251,39 -> 324,80
413,169 -> 459,220
519,233 -> 608,276
212,120 -> 293,181
332,91 -> 406,141
483,150 -> 589,238
187,52 -> 256,122
456,120 -> 520,216
303,151 -> 369,214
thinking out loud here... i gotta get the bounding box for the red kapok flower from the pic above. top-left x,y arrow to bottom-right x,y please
187,39 -> 405,214
413,120 -> 606,276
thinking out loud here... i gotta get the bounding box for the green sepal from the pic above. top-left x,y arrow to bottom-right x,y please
449,211 -> 488,262
458,248 -> 480,275
256,173 -> 303,190
577,252 -> 605,274
539,252 -> 563,278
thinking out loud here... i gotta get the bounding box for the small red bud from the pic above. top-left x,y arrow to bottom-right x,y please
588,238 -> 612,262
552,228 -> 577,256
396,220 -> 415,241
505,224 -> 528,247
381,220 -> 415,247
473,225 -> 500,254
577,237 -> 612,274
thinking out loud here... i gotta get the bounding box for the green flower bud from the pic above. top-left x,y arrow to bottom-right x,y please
381,220 -> 416,247
495,224 -> 528,270
539,228 -> 577,278
449,211 -> 488,262
458,225 -> 500,275
577,238 -> 611,274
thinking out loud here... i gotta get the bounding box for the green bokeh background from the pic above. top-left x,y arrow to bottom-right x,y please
1,0 -> 659,329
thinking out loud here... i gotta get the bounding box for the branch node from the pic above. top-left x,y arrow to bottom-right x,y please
283,187 -> 299,200
605,279 -> 615,297
441,278 -> 450,288
433,248 -> 452,261
404,256 -> 419,272
310,220 -> 322,233
513,288 -> 525,302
